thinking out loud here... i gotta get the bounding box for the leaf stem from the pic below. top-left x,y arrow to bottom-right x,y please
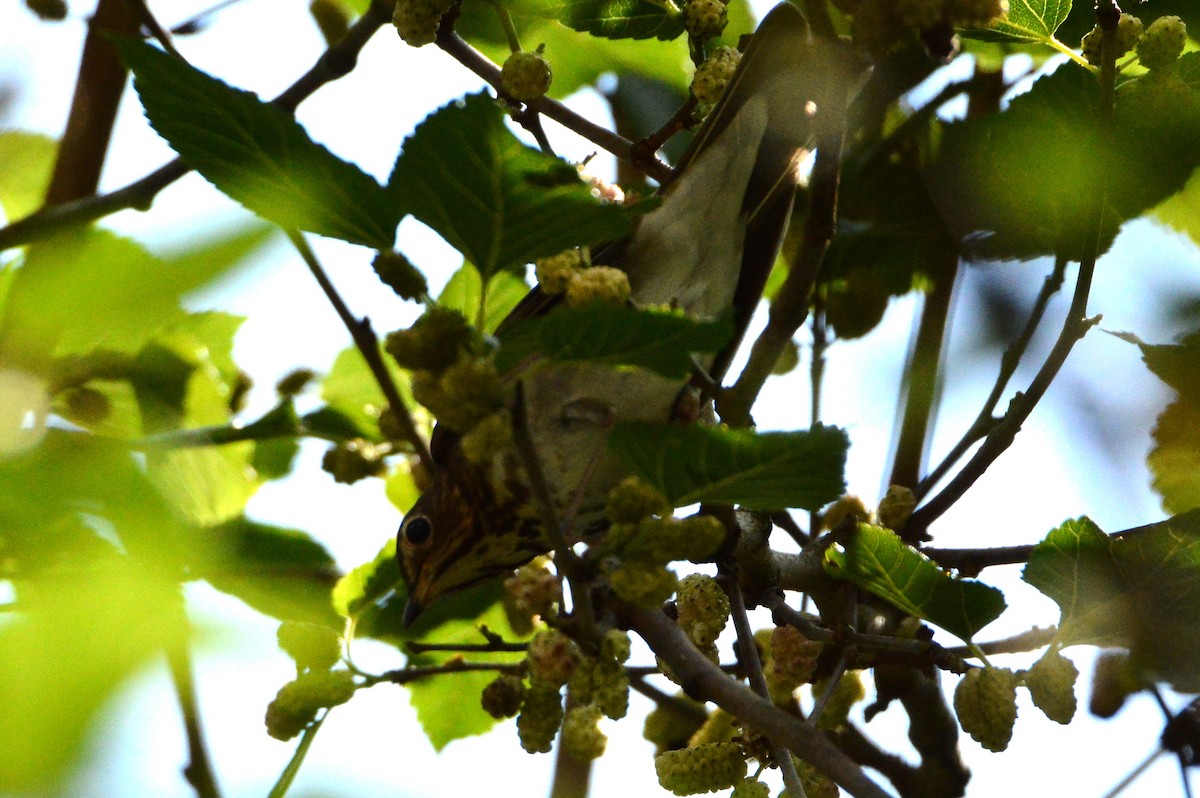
489,0 -> 522,53
286,229 -> 433,472
267,713 -> 327,798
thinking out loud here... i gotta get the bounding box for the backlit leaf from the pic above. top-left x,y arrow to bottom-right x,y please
824,524 -> 1006,643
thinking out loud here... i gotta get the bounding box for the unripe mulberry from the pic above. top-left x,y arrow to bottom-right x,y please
1023,649 -> 1078,725
644,694 -> 707,754
1136,15 -> 1187,71
321,438 -> 386,484
766,625 -> 821,703
504,559 -> 562,621
393,0 -> 452,47
675,574 -> 730,647
691,47 -> 741,105
608,561 -> 678,608
566,266 -> 631,308
682,0 -> 728,41
730,778 -> 770,798
502,49 -> 553,102
562,704 -> 607,760
384,307 -> 474,374
822,494 -> 870,530
277,621 -> 341,672
517,679 -> 565,753
607,476 -> 670,523
527,629 -> 582,687
954,666 -> 1019,752
1089,649 -> 1140,718
265,669 -> 356,741
372,250 -> 428,300
655,741 -> 747,795
877,485 -> 916,530
536,247 -> 589,294
482,673 -> 527,719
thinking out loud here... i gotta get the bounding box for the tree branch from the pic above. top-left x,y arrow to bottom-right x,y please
620,604 -> 895,798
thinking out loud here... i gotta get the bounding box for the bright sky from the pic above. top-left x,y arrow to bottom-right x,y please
2,1 -> 1198,796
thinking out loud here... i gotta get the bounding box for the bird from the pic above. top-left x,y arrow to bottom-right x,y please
396,2 -> 859,625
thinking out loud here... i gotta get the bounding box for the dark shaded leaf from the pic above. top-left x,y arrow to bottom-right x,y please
609,423 -> 847,510
497,303 -> 733,378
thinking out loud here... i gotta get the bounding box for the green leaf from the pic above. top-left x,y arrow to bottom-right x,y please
189,519 -> 341,626
405,594 -> 528,750
437,262 -> 529,334
545,0 -> 684,40
824,524 -> 1006,643
1112,328 -> 1200,514
0,562 -> 187,792
389,92 -> 634,280
1023,512 -> 1200,691
0,225 -> 270,361
136,313 -> 259,525
333,538 -> 401,620
967,0 -> 1071,44
320,344 -> 414,442
0,131 -> 57,222
115,38 -> 398,248
930,61 -> 1200,260
609,423 -> 848,510
497,303 -> 733,378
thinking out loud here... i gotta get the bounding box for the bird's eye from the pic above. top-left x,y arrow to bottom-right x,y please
403,515 -> 433,546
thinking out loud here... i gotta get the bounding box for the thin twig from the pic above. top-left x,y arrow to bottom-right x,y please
286,229 -> 433,472
129,0 -> 181,56
0,0 -> 394,252
916,256 -> 1067,500
909,5 -> 1119,535
721,571 -> 807,798
166,637 -> 222,798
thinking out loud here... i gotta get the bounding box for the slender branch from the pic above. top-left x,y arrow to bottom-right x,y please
510,382 -> 598,641
885,244 -> 957,507
370,659 -> 524,686
166,637 -> 222,798
910,5 -> 1119,536
435,32 -> 672,183
0,0 -> 394,252
405,640 -> 527,654
266,712 -> 327,798
620,604 -> 895,798
721,571 -> 806,798
719,112 -> 848,427
43,0 -> 141,208
286,230 -> 433,472
916,256 -> 1067,500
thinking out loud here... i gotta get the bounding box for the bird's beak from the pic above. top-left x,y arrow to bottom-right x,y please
402,596 -> 423,628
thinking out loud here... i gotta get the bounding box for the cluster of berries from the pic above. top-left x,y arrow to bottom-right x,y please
535,246 -> 633,308
600,477 -> 726,608
483,628 -> 632,759
265,622 -> 356,741
953,648 -> 1079,752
